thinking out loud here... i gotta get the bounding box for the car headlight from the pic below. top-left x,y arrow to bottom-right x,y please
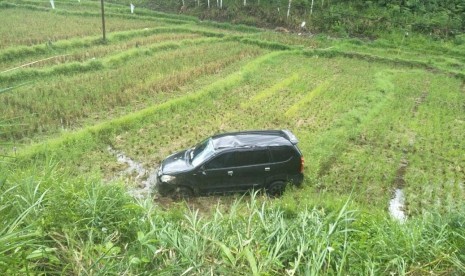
160,175 -> 176,183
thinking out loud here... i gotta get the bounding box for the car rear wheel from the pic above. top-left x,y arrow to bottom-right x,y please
267,181 -> 286,197
171,186 -> 193,200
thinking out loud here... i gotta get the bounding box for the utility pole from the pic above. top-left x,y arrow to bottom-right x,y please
100,0 -> 106,41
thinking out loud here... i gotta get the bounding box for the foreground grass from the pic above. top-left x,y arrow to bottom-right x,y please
1,163 -> 464,274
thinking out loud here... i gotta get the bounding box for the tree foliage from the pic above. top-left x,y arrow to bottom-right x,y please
123,0 -> 465,37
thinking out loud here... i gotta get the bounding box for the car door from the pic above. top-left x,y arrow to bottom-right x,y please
267,146 -> 296,182
196,152 -> 236,194
228,149 -> 271,192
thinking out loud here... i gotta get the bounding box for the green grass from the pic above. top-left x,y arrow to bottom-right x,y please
1,0 -> 465,273
1,167 -> 464,274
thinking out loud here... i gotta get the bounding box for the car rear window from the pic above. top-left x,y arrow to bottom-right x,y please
234,150 -> 270,166
270,146 -> 294,162
205,150 -> 270,169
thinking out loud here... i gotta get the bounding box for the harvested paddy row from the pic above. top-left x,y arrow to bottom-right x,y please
0,36 -> 226,84
1,41 -> 266,142
0,25 -> 228,68
0,33 -> 205,71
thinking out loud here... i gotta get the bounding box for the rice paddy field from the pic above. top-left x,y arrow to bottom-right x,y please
1,0 -> 464,274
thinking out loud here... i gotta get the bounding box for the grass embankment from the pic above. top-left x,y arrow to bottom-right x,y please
1,164 -> 464,274
1,0 -> 464,274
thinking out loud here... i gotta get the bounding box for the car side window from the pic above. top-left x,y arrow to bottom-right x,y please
270,146 -> 294,162
205,152 -> 235,169
234,149 -> 270,166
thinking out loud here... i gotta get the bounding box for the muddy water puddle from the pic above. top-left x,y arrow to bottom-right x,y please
107,146 -> 158,199
389,189 -> 406,223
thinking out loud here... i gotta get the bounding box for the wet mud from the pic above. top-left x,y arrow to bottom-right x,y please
107,146 -> 158,199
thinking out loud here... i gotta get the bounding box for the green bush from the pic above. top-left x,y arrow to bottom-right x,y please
1,161 -> 464,274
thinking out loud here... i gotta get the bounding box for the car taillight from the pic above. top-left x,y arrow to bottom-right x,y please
300,157 -> 304,173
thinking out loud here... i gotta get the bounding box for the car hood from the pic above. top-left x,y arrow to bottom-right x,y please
161,150 -> 192,174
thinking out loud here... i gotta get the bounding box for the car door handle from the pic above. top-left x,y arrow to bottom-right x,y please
264,167 -> 270,171
227,171 -> 233,176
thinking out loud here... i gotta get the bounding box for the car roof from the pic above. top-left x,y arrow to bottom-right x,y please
211,130 -> 298,150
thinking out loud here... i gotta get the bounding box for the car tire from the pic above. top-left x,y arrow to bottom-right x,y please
171,186 -> 193,200
267,181 -> 286,197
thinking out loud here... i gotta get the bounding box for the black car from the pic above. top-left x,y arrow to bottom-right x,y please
155,130 -> 304,198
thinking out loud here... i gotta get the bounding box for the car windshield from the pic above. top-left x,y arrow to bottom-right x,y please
191,139 -> 215,167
